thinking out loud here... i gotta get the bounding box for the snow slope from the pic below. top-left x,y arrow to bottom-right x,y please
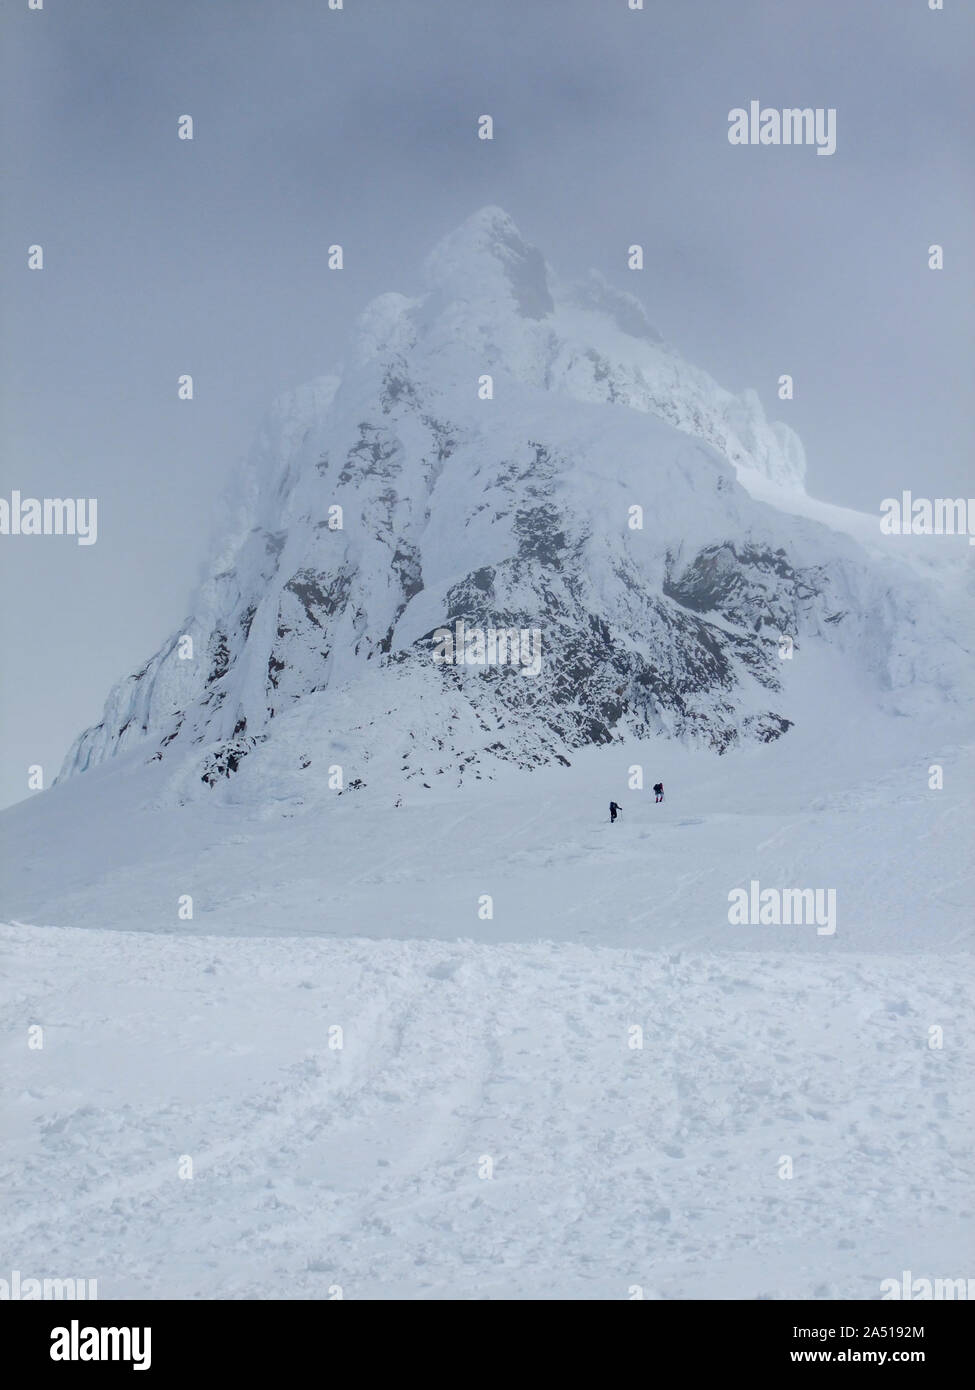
2,668 -> 972,1298
4,646 -> 972,950
2,924 -> 971,1300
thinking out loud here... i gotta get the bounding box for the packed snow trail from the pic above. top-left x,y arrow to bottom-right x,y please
2,923 -> 971,1300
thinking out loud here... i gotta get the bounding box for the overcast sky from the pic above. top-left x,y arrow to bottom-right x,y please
1,0 -> 972,809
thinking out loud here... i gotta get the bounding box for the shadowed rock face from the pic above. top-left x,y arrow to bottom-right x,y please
663,543 -> 842,636
56,210 -> 971,797
493,226 -> 554,319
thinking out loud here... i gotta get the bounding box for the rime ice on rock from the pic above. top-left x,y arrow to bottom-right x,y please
58,209 -> 973,798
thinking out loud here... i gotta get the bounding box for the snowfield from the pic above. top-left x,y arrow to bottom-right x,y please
2,716 -> 973,1299
2,925 -> 971,1301
3,648 -> 972,953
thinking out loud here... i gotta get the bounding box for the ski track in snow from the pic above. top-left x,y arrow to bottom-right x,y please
2,924 -> 972,1300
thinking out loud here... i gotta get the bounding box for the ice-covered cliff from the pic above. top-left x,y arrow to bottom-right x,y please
58,207 -> 972,800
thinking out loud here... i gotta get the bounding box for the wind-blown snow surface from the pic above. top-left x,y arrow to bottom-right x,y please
3,208 -> 972,1300
2,924 -> 971,1300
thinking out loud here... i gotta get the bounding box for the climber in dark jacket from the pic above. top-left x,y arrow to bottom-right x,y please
653,782 -> 664,803
609,801 -> 622,823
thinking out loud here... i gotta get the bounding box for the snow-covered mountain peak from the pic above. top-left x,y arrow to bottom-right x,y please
350,205 -> 806,493
54,208 -> 973,800
422,204 -> 555,319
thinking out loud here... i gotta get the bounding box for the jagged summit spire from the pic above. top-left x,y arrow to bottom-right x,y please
423,205 -> 554,318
